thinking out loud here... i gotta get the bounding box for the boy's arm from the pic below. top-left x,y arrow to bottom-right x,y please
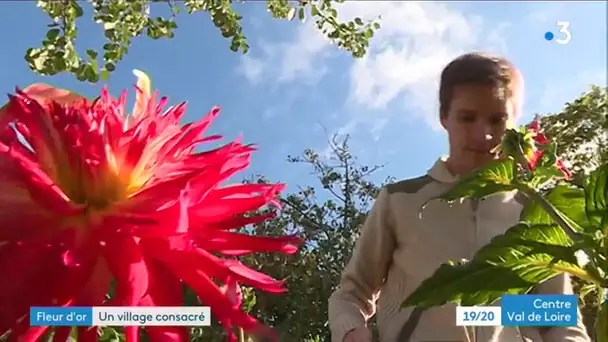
536,273 -> 591,342
328,187 -> 396,342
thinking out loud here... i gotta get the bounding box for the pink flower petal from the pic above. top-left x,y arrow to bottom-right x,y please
102,236 -> 150,306
533,133 -> 550,144
528,120 -> 540,132
77,327 -> 99,342
557,160 -> 572,179
193,230 -> 302,255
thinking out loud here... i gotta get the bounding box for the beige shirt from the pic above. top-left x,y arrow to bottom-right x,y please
328,158 -> 590,342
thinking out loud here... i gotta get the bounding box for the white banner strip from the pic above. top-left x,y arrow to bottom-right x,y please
92,306 -> 211,326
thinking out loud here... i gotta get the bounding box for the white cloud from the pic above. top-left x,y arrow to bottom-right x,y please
276,23 -> 330,83
334,2 -> 508,134
237,55 -> 265,83
237,22 -> 330,85
486,22 -> 511,55
262,102 -> 291,120
525,2 -> 566,24
339,3 -> 510,131
240,2 -> 510,134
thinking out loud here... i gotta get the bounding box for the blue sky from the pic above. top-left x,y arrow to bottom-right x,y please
0,1 -> 606,194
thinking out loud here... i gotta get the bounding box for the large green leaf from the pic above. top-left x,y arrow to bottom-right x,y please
473,223 -> 587,282
402,223 -> 588,308
401,260 -> 535,308
495,254 -> 591,283
437,159 -> 516,201
475,223 -> 574,263
585,163 -> 608,229
520,185 -> 591,233
492,222 -> 572,246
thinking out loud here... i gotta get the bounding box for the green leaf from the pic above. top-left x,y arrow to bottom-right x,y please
30,0 -> 379,82
354,17 -> 363,26
521,184 -> 591,232
239,40 -> 249,53
480,223 -> 601,283
476,223 -> 573,258
402,223 -> 588,308
85,65 -> 99,83
498,255 -> 588,283
76,70 -> 88,82
46,28 -> 60,40
402,260 -> 535,308
298,7 -> 305,22
585,163 -> 608,229
73,3 -> 84,17
474,223 -> 585,279
437,159 -> 516,202
86,49 -> 98,59
104,29 -> 115,39
99,327 -> 121,342
241,286 -> 257,312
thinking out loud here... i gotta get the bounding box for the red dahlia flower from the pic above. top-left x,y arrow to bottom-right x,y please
526,120 -> 572,179
0,70 -> 301,341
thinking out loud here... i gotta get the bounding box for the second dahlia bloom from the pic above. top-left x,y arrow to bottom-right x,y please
499,120 -> 571,180
0,71 -> 301,341
525,120 -> 572,179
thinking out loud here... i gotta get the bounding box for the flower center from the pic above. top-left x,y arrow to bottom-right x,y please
58,161 -> 131,213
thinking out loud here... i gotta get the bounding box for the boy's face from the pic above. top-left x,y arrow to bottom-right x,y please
440,84 -> 516,171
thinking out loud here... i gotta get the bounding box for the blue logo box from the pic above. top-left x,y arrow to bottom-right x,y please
501,294 -> 577,326
30,307 -> 93,326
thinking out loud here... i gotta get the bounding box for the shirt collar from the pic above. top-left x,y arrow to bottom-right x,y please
426,156 -> 460,184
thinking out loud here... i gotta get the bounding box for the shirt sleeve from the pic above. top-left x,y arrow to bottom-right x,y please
535,273 -> 591,342
327,187 -> 396,342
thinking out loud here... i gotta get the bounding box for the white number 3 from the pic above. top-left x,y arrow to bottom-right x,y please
556,21 -> 571,45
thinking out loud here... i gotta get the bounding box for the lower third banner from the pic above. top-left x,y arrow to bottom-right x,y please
501,294 -> 578,326
30,306 -> 211,327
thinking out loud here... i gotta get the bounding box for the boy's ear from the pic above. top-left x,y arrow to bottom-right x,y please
440,111 -> 448,130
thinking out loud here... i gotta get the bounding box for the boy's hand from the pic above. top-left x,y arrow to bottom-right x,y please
343,327 -> 372,342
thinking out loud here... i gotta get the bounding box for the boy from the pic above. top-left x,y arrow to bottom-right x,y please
327,52 -> 590,342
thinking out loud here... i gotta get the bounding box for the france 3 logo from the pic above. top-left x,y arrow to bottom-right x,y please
544,21 -> 571,45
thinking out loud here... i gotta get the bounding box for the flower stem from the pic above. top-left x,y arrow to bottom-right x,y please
238,328 -> 245,342
515,183 -> 605,285
515,184 -> 579,239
